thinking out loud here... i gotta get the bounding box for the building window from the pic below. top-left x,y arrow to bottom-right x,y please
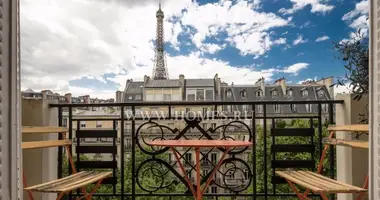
226,90 -> 232,97
290,104 -> 296,112
211,123 -> 216,129
274,104 -> 280,113
211,153 -> 217,164
202,107 -> 208,116
96,121 -> 102,128
227,105 -> 232,112
322,104 -> 328,112
244,169 -> 249,180
286,89 -> 293,96
63,119 -> 67,127
202,123 -> 208,130
205,89 -> 214,101
135,95 -> 142,100
241,90 -> 247,98
271,90 -> 277,97
164,94 -> 171,101
257,105 -> 263,113
196,89 -> 205,101
302,89 -> 308,97
211,186 -> 217,194
168,154 -> 172,163
317,90 -> 324,97
185,153 -> 192,162
242,105 -> 248,112
187,89 -> 196,101
306,104 -> 312,112
256,89 -> 263,97
128,96 -> 133,100
80,121 -> 86,128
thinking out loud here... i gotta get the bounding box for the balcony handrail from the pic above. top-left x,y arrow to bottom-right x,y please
49,99 -> 344,108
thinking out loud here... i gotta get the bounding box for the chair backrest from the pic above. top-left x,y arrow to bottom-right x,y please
270,125 -> 315,186
74,120 -> 118,191
22,126 -> 71,150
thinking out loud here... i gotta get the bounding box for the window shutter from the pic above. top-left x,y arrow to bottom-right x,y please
1,0 -> 22,199
370,1 -> 380,199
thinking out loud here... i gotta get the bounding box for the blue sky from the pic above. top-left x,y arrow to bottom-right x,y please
20,0 -> 368,98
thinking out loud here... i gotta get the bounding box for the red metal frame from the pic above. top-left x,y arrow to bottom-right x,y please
284,131 -> 368,200
171,146 -> 231,200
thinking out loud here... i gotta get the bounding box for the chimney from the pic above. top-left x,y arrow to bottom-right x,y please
316,76 -> 334,98
214,73 -> 221,96
274,77 -> 287,95
83,95 -> 90,104
179,74 -> 185,100
116,91 -> 122,103
144,75 -> 150,83
255,77 -> 265,94
41,90 -> 48,100
65,93 -> 72,104
179,74 -> 185,85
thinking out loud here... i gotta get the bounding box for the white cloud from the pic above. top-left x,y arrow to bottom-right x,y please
342,0 -> 368,21
293,35 -> 308,45
282,63 -> 309,75
279,0 -> 334,15
19,0 -> 295,98
181,0 -> 290,57
200,43 -> 226,54
341,0 -> 369,39
334,84 -> 352,96
316,35 -> 329,42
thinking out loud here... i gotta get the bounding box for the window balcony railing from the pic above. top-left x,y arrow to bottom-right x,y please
48,100 -> 343,199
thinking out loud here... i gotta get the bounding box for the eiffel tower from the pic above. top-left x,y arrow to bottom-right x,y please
152,0 -> 169,80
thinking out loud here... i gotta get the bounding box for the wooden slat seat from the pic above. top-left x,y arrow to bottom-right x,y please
322,138 -> 368,149
22,126 -> 112,200
275,171 -> 367,193
277,125 -> 368,200
24,171 -> 112,193
22,139 -> 72,150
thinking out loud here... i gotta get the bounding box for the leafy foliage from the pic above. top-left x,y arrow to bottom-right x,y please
331,29 -> 369,101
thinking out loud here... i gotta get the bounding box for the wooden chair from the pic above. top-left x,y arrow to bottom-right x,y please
275,124 -> 368,200
22,126 -> 112,200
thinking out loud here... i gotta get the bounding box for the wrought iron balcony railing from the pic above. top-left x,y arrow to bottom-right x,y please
50,100 -> 342,199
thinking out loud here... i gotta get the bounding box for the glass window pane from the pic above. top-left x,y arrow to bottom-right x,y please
187,94 -> 195,101
206,90 -> 213,101
196,89 -> 205,101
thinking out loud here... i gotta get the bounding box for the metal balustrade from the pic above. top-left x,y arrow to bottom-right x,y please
50,100 -> 342,199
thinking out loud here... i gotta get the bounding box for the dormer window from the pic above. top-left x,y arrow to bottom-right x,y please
240,90 -> 247,99
302,89 -> 308,97
226,90 -> 232,97
256,89 -> 263,97
317,90 -> 324,97
271,90 -> 277,97
286,89 -> 293,96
